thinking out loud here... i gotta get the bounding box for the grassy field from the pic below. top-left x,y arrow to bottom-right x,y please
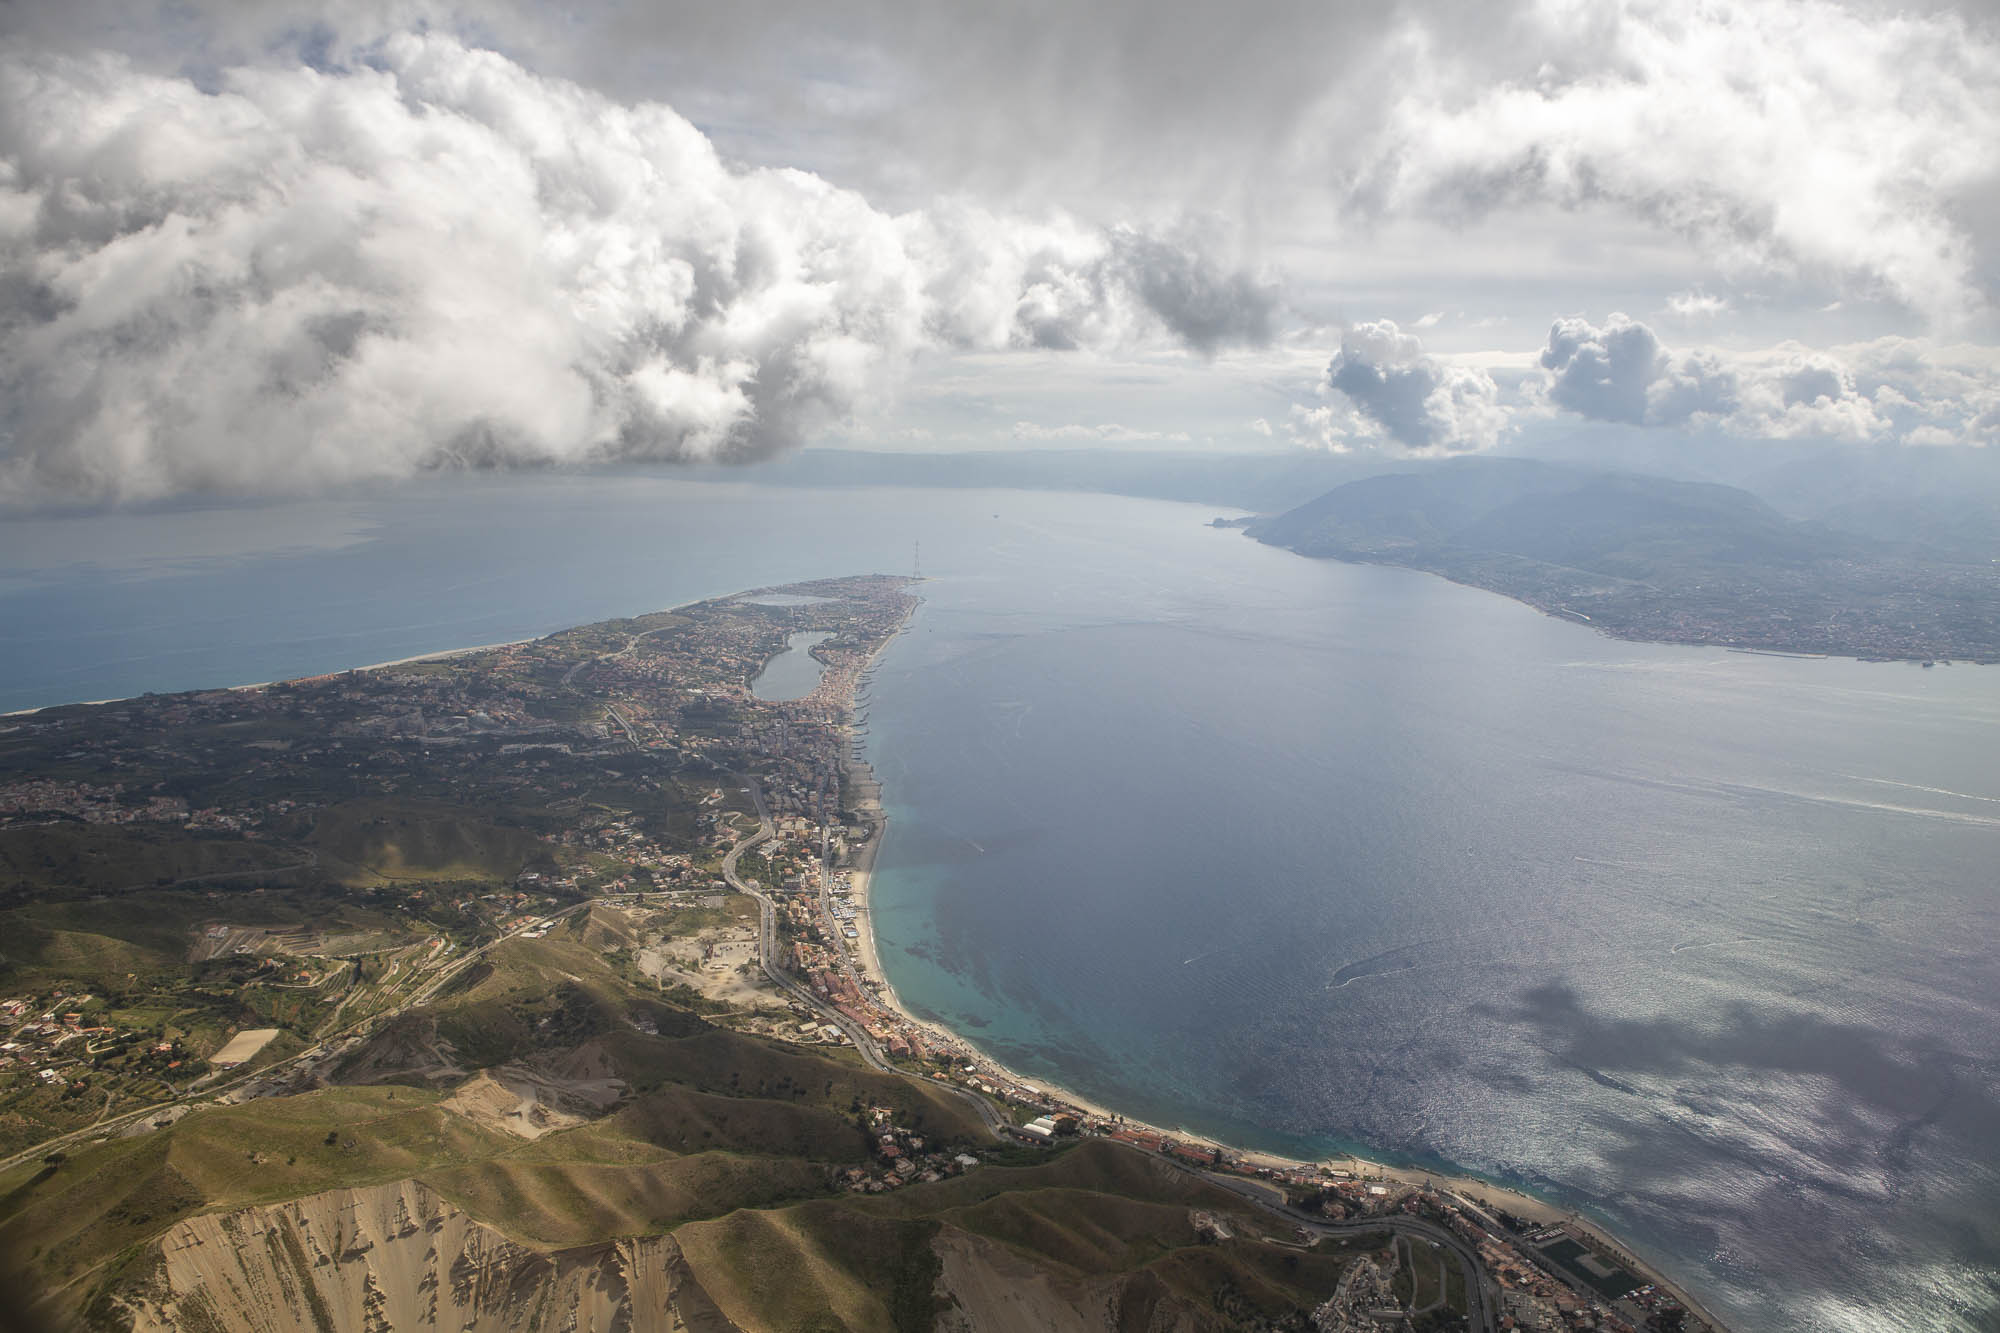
1410,1235 -> 1446,1308
677,1203 -> 939,1332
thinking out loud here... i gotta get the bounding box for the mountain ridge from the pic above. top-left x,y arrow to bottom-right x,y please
1245,457 -> 2000,661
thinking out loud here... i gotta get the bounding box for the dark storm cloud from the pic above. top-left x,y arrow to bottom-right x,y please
1109,231 -> 1278,355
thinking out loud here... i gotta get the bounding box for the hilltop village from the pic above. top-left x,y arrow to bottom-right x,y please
0,576 -> 1716,1333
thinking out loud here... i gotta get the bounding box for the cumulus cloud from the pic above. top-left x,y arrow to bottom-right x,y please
5,3 -> 1996,504
1289,314 -> 2000,454
1536,317 -> 2000,445
914,211 -> 1276,356
0,36 -> 1270,504
521,1 -> 2000,327
1315,320 -> 1506,454
1108,230 -> 1278,353
1540,315 -> 1739,427
13,1 -> 1992,333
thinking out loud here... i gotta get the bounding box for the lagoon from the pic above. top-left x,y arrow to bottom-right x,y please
751,630 -> 834,701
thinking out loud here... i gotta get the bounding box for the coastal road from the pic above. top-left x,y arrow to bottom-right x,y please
722,775 -> 1010,1141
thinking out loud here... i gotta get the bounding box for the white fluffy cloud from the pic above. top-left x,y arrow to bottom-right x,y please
1307,320 -> 1506,454
0,37 -> 1271,503
1540,315 -> 1739,427
1666,291 -> 1729,320
1537,316 -> 2000,445
1286,313 -> 2000,457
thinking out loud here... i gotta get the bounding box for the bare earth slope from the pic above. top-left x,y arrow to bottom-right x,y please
131,1179 -> 734,1333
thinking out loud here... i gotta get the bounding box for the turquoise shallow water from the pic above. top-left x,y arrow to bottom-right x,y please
6,472 -> 1998,1330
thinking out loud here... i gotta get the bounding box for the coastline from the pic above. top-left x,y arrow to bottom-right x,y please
832,592 -> 1733,1333
1356,556 -> 1993,667
5,584 -> 765,719
5,574 -> 1731,1328
0,638 -> 540,720
835,601 -> 908,1014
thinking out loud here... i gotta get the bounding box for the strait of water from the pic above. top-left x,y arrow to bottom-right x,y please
4,471 -> 1997,1331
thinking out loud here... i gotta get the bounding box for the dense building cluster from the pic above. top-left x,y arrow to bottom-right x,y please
0,576 -> 917,1154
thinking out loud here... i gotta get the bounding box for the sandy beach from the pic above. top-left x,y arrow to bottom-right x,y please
223,639 -> 535,693
836,604 -> 913,1011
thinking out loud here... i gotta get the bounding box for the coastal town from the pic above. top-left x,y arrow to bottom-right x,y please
0,575 -> 1720,1332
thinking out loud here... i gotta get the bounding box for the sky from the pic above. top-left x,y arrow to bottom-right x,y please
2,0 -> 1998,505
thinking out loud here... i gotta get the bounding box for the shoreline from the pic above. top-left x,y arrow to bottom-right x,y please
7,575 -> 1727,1326
0,639 -> 541,720
836,600 -> 910,1014
4,583 -> 786,720
832,592 -> 1733,1333
1280,548 -> 1997,667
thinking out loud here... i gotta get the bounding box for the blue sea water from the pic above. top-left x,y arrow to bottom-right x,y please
4,471 -> 1997,1331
